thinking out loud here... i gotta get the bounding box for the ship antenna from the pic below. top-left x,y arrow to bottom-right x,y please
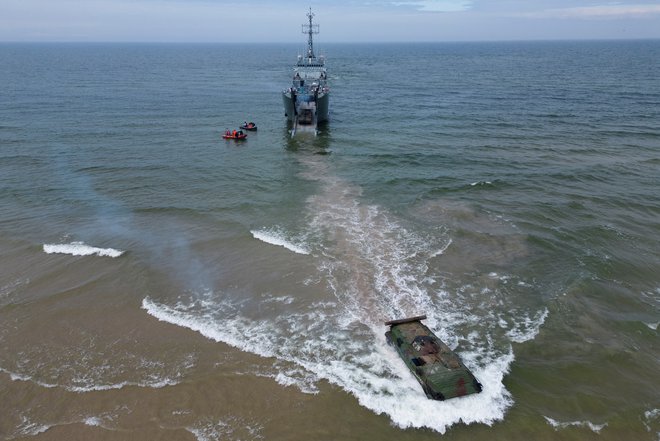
302,7 -> 319,59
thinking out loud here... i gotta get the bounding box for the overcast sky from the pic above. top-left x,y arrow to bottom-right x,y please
1,0 -> 660,42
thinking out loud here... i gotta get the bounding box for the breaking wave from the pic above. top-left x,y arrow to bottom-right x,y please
43,241 -> 124,258
142,284 -> 528,434
250,228 -> 310,255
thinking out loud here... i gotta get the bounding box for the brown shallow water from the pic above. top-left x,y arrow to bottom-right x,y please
1,203 -> 657,441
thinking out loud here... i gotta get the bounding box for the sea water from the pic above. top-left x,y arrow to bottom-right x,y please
0,41 -> 659,440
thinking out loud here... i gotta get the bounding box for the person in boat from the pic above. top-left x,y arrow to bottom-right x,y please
232,130 -> 237,137
225,129 -> 230,136
238,130 -> 244,136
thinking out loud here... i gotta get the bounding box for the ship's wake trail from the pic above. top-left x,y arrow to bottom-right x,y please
144,154 -> 548,433
301,157 -> 440,329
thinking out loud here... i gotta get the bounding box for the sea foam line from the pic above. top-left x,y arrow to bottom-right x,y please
0,366 -> 180,392
643,408 -> 660,435
505,308 -> 549,343
250,229 -> 310,255
186,416 -> 264,441
544,416 -> 608,433
14,416 -> 51,438
10,411 -> 127,440
430,238 -> 452,258
141,295 -> 516,434
43,241 -> 124,258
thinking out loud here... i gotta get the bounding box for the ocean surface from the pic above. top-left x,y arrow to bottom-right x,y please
0,40 -> 659,440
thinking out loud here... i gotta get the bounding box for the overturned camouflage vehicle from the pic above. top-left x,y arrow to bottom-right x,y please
385,315 -> 482,401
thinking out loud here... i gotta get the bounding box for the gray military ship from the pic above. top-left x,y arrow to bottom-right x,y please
283,9 -> 329,135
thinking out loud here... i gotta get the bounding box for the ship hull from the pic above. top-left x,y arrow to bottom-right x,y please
283,93 -> 295,122
316,93 -> 329,123
283,92 -> 329,123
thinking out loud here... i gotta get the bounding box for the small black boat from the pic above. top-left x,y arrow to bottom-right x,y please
240,122 -> 258,131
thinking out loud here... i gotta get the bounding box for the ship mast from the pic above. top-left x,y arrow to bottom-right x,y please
302,8 -> 319,59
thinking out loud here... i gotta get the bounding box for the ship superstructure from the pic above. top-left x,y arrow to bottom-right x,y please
283,9 -> 329,136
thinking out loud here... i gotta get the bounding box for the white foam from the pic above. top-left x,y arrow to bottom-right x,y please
643,408 -> 660,437
83,417 -> 104,427
187,421 -> 230,441
251,229 -> 310,255
14,416 -> 51,437
43,241 -> 124,258
544,416 -> 608,433
505,308 -> 549,343
186,416 -> 264,441
142,296 -> 277,359
1,365 -> 181,392
68,378 -> 180,393
644,408 -> 660,420
234,366 -> 319,394
142,294 -> 516,434
0,367 -> 53,388
270,361 -> 320,394
261,293 -> 295,305
429,238 -> 452,258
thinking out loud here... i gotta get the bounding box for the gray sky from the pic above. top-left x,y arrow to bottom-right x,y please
2,0 -> 660,42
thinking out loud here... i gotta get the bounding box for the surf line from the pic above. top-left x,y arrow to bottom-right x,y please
43,242 -> 124,258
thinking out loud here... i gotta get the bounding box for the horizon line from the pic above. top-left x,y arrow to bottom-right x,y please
2,37 -> 659,45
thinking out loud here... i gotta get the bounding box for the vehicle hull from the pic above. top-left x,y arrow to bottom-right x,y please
385,316 -> 482,400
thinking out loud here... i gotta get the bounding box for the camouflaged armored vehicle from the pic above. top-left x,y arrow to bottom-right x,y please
385,315 -> 482,400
